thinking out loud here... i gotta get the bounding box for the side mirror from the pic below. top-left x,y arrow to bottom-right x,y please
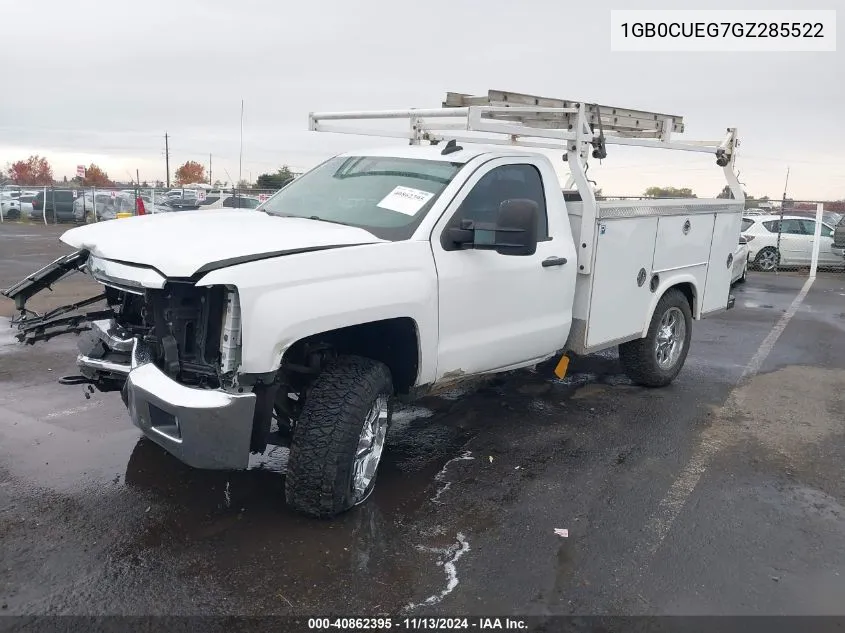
493,198 -> 540,256
443,199 -> 540,256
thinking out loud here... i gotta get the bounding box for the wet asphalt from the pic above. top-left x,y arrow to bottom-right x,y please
1,222 -> 844,617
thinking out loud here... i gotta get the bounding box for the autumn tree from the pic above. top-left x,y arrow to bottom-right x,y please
82,164 -> 113,187
644,186 -> 696,198
174,161 -> 206,185
256,166 -> 294,189
7,155 -> 54,185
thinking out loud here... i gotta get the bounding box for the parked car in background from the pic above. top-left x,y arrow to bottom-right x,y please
731,235 -> 749,284
742,214 -> 844,271
32,190 -> 81,223
5,194 -> 38,220
73,191 -> 174,221
73,191 -> 138,222
195,193 -> 261,210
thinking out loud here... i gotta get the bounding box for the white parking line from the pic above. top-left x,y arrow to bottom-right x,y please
634,276 -> 814,559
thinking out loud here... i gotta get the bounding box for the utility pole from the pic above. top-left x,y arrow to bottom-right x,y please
209,153 -> 212,185
136,169 -> 140,186
239,99 -> 244,185
165,132 -> 171,188
775,166 -> 790,275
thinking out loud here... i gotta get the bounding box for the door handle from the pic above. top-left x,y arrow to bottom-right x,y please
542,256 -> 568,267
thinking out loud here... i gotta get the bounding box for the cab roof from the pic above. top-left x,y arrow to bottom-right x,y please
337,143 -> 543,164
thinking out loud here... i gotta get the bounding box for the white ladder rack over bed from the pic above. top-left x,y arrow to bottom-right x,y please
309,89 -> 743,274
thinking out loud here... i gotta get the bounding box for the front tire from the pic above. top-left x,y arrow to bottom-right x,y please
285,355 -> 393,518
619,289 -> 692,388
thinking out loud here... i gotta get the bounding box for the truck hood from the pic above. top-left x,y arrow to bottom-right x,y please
60,211 -> 385,278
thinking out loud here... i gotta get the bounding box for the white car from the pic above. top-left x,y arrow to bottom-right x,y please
742,214 -> 844,272
1,191 -> 38,220
195,193 -> 261,210
731,235 -> 749,284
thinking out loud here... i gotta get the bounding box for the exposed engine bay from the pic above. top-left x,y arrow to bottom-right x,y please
4,250 -> 236,392
1,250 -> 326,455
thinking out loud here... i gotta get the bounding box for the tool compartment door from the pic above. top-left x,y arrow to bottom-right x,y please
702,211 -> 742,314
586,217 -> 659,349
652,213 -> 716,273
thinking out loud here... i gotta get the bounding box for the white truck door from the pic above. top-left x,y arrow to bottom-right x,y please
430,157 -> 576,379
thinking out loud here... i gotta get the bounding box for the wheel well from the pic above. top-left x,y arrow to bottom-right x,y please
670,282 -> 696,315
282,317 -> 420,395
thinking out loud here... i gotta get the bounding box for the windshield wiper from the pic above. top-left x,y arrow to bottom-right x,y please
306,215 -> 353,227
264,212 -> 353,227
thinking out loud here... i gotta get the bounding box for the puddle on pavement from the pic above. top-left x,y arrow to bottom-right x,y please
5,348 -> 630,613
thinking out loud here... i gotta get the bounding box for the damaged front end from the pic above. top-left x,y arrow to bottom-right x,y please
2,251 -> 262,470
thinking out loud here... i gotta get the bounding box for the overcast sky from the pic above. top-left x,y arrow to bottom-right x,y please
1,0 -> 842,199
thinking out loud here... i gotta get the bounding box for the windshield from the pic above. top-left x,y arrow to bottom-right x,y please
259,155 -> 463,240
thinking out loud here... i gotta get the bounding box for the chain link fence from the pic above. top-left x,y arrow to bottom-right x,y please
742,200 -> 845,277
0,185 -> 282,225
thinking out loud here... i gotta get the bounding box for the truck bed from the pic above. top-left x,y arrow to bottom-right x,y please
565,196 -> 744,355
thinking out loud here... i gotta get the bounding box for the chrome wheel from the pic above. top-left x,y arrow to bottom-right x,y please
756,248 -> 778,272
351,395 -> 389,504
654,307 -> 686,369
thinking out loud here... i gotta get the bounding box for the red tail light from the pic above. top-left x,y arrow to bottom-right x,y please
136,197 -> 146,215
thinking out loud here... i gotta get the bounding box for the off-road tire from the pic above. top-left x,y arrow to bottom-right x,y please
285,355 -> 393,518
619,289 -> 692,388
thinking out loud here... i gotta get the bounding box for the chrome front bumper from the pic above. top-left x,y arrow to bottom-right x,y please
81,337 -> 256,470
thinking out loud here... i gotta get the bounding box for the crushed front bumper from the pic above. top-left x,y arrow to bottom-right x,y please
119,339 -> 256,470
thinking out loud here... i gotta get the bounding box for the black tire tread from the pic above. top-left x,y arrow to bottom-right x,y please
618,289 -> 692,388
285,355 -> 392,518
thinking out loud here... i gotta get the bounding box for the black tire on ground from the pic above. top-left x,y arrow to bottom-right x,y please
738,263 -> 747,283
618,288 -> 693,388
754,247 -> 779,272
285,355 -> 393,518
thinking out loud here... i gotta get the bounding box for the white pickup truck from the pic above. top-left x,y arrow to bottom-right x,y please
3,91 -> 744,518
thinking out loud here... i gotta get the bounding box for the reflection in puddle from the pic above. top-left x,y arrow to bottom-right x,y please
248,445 -> 289,474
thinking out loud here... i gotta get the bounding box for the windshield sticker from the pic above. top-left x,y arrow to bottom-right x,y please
376,186 -> 434,216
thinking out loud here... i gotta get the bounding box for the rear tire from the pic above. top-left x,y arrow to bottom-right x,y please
737,261 -> 748,283
285,355 -> 393,518
619,289 -> 692,388
755,247 -> 779,272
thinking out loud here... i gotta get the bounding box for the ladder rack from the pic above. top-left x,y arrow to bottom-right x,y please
308,89 -> 744,275
442,90 -> 685,138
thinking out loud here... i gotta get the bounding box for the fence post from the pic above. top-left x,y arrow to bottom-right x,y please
809,203 -> 823,278
42,186 -> 48,226
93,187 -> 98,221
